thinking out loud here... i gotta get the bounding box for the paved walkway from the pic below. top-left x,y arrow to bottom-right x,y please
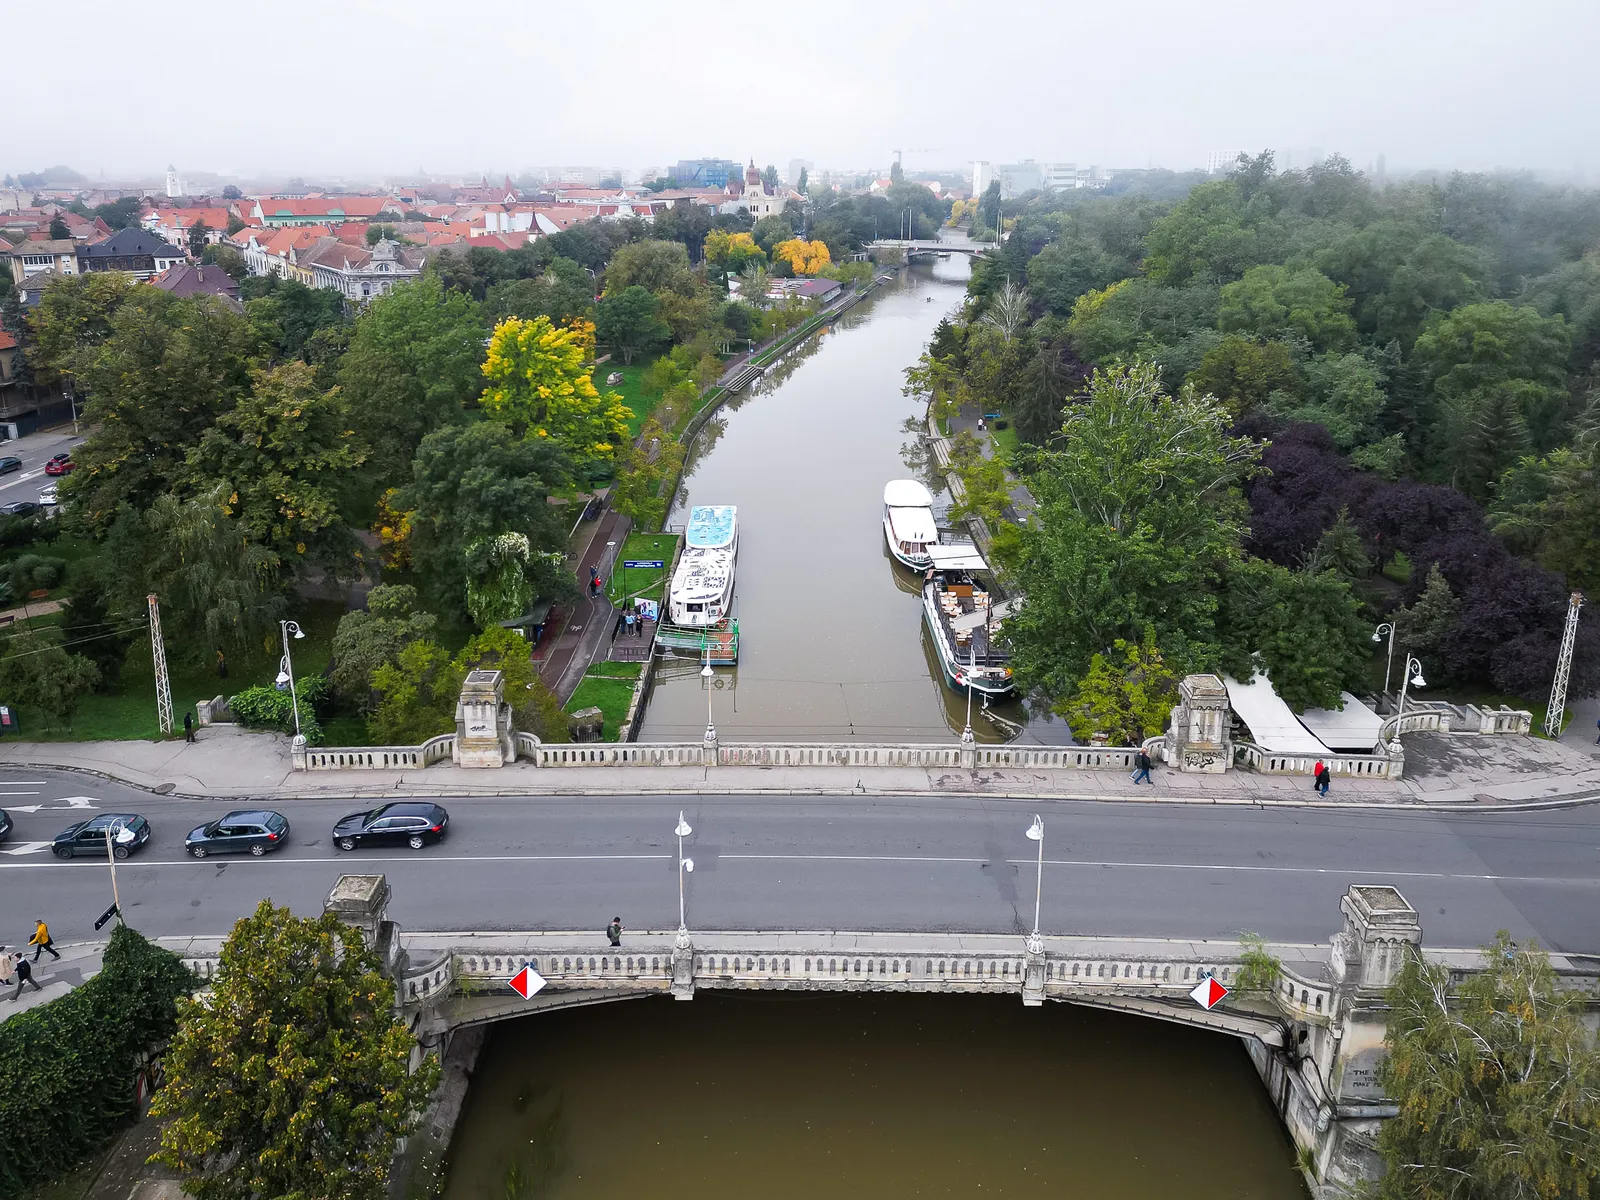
1,940 -> 100,1021
537,508 -> 628,703
1,724 -> 1597,809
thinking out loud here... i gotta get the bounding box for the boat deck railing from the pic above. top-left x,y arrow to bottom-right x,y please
656,619 -> 740,664
929,585 -> 1010,669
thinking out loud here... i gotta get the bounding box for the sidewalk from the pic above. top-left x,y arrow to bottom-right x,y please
0,940 -> 101,1023
537,508 -> 629,704
1,725 -> 1598,809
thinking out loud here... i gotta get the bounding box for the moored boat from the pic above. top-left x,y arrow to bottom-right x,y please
883,479 -> 938,570
922,545 -> 1017,698
667,505 -> 737,628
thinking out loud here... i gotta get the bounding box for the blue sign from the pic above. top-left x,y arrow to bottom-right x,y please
622,560 -> 665,569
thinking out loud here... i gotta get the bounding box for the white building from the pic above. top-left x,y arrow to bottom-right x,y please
971,160 -> 990,196
301,237 -> 428,303
165,165 -> 186,197
1206,150 -> 1245,176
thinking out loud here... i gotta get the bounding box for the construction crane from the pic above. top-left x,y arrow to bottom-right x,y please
1544,591 -> 1584,737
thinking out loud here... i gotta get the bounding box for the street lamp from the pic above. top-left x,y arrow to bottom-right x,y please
1396,655 -> 1426,719
1024,814 -> 1044,955
674,810 -> 694,936
103,819 -> 134,926
701,641 -> 716,746
276,619 -> 305,739
1372,622 -> 1396,699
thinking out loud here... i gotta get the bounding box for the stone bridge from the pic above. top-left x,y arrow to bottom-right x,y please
868,237 -> 989,260
162,877 -> 1600,1197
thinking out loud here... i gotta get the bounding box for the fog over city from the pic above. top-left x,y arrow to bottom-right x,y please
8,0 -> 1597,179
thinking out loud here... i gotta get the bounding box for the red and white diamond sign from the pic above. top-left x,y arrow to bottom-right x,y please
1190,975 -> 1229,1010
507,965 -> 547,1000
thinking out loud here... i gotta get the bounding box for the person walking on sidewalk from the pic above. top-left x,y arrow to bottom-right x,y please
9,952 -> 41,1001
183,711 -> 196,743
606,917 -> 623,947
0,946 -> 11,987
1315,763 -> 1331,796
1131,749 -> 1153,785
29,919 -> 59,962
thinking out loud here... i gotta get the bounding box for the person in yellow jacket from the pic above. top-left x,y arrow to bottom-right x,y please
29,918 -> 59,962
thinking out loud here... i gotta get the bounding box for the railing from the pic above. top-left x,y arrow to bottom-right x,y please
536,743 -> 704,767
400,952 -> 454,1003
300,735 -> 456,771
975,745 -> 1138,769
1233,742 -> 1398,778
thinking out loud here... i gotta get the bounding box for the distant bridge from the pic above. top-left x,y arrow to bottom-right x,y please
867,237 -> 989,260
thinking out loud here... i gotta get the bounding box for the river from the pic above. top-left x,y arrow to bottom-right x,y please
441,993 -> 1309,1199
638,257 -> 1070,744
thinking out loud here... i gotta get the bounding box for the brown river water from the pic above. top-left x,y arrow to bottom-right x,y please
441,992 -> 1308,1199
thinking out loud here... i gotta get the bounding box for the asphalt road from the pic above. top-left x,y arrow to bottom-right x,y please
1,770 -> 1596,952
0,426 -> 82,505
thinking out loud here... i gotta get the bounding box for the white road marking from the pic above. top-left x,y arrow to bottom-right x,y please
0,841 -> 54,856
5,797 -> 96,813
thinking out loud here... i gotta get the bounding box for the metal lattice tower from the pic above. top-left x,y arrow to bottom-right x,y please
1544,591 -> 1584,738
147,594 -> 173,736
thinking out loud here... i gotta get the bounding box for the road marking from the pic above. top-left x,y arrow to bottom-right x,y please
5,797 -> 96,813
0,841 -> 54,856
0,852 -> 673,869
0,781 -> 49,785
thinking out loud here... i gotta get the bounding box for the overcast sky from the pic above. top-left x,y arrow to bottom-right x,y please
8,0 -> 1596,182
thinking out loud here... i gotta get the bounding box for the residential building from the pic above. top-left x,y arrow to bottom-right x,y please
995,160 -> 1045,198
6,238 -> 80,282
77,227 -> 187,280
151,262 -> 242,309
674,158 -> 741,189
766,276 -> 841,303
148,206 -> 234,247
238,226 -> 329,284
1206,150 -> 1245,175
15,269 -> 63,307
300,237 -> 429,303
972,160 -> 991,197
251,197 -> 388,227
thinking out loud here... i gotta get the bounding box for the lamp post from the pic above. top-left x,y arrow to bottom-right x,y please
1371,622 -> 1396,700
674,810 -> 694,935
1396,655 -> 1426,720
102,820 -> 133,926
701,640 -> 717,747
1024,814 -> 1044,955
276,619 -> 305,739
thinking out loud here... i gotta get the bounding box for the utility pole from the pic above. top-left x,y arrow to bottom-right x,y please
148,594 -> 173,736
1544,591 -> 1584,738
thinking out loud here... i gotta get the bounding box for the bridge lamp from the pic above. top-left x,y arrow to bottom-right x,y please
1024,815 -> 1044,951
701,648 -> 716,745
278,619 -> 306,739
674,811 -> 694,934
1372,622 -> 1396,697
1397,655 -> 1426,720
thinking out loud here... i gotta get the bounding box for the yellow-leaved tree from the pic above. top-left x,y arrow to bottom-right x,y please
480,316 -> 633,467
773,238 -> 832,276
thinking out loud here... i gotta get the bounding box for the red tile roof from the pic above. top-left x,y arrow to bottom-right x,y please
256,197 -> 388,219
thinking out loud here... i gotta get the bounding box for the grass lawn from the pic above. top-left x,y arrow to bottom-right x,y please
11,599 -> 347,742
601,358 -> 662,438
563,661 -> 643,742
605,533 -> 679,606
989,424 -> 1019,464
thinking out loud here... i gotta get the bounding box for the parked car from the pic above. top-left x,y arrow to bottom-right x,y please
38,483 -> 58,506
332,802 -> 449,851
0,807 -> 11,844
0,457 -> 21,475
0,501 -> 40,517
43,453 -> 75,476
53,813 -> 151,859
186,809 -> 290,858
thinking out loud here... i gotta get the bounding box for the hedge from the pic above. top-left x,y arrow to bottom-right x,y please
228,675 -> 326,746
0,926 -> 194,1198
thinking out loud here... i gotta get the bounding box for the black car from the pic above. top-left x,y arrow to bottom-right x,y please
0,808 -> 11,844
0,501 -> 40,517
186,809 -> 290,858
53,813 -> 151,859
0,457 -> 20,475
332,802 -> 449,852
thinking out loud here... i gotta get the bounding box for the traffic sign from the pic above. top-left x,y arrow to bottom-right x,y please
622,560 -> 665,569
507,964 -> 547,1000
93,903 -> 120,931
1190,975 -> 1229,1010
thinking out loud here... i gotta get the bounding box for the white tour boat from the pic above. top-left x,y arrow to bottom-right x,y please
922,544 -> 1018,698
667,505 -> 738,627
883,479 -> 939,570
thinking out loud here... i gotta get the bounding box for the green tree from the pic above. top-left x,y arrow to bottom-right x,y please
243,275 -> 348,364
225,213 -> 247,235
611,416 -> 685,530
464,531 -> 540,628
1062,629 -> 1178,745
48,214 -> 70,240
1272,351 -> 1387,450
1489,447 -> 1600,594
187,220 -> 210,257
1392,563 -> 1459,659
187,361 -> 365,569
92,196 -> 143,230
604,239 -> 694,294
1001,362 -> 1262,701
978,180 -> 1002,236
1013,340 -> 1075,446
1185,336 -> 1303,418
24,271 -> 139,390
151,900 -> 440,1200
762,164 -> 780,190
336,274 -> 488,486
796,166 -> 808,194
1218,264 -> 1357,352
1375,933 -> 1600,1200
945,429 -> 1011,525
594,284 -> 670,364
60,560 -> 135,690
752,213 -> 794,254
329,583 -> 438,710
200,243 -> 250,281
0,632 -> 101,730
1142,179 -> 1279,286
1026,237 -> 1121,317
485,257 -> 594,326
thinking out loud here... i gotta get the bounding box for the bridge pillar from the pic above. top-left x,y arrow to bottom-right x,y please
671,928 -> 696,1000
454,668 -> 513,767
1165,673 -> 1232,772
960,726 -> 976,770
1021,932 -> 1045,1006
325,873 -> 402,979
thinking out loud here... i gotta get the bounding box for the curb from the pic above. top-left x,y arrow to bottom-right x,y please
6,760 -> 1600,813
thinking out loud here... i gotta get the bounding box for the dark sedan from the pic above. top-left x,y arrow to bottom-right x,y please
0,501 -> 40,517
186,809 -> 290,858
0,457 -> 20,476
53,813 -> 151,859
332,802 -> 449,852
0,807 -> 10,844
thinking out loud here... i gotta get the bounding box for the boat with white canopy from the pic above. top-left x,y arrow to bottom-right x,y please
922,544 -> 1017,698
667,505 -> 738,628
883,479 -> 938,569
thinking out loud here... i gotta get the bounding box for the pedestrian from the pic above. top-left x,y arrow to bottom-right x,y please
1312,759 -> 1325,789
0,946 -> 11,987
977,417 -> 986,432
1316,764 -> 1331,796
215,648 -> 228,681
1130,748 -> 1153,785
183,711 -> 195,743
29,918 -> 58,962
624,610 -> 636,638
9,952 -> 40,1001
606,917 -> 622,947
589,571 -> 600,597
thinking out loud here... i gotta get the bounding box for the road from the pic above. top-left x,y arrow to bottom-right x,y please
0,770 -> 1596,952
0,425 -> 81,506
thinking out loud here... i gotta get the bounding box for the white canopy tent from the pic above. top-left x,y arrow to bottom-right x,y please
927,544 -> 988,571
1224,673 -> 1330,755
1297,692 -> 1385,753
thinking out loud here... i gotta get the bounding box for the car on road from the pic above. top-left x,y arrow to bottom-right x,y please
38,483 -> 58,506
44,454 -> 75,476
0,808 -> 10,844
53,813 -> 152,859
0,501 -> 40,517
332,801 -> 449,851
185,809 -> 290,858
0,457 -> 21,476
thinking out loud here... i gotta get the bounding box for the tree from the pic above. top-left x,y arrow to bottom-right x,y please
336,275 -> 488,486
60,560 -> 135,690
399,421 -> 571,620
1013,340 -> 1079,446
604,239 -> 694,294
945,430 -> 1012,525
92,196 -> 143,230
24,271 -> 139,389
1185,336 -> 1302,419
772,238 -> 831,276
1001,362 -> 1262,702
611,416 -> 685,530
1375,933 -> 1600,1200
979,180 -> 1002,235
796,166 -> 809,194
186,361 -> 365,569
0,632 -> 101,730
762,164 -> 780,190
1218,264 -> 1357,352
1063,630 -> 1178,744
703,230 -> 767,277
187,220 -> 210,257
225,214 -> 247,235
200,243 -> 249,281
594,285 -> 670,364
243,275 -> 348,363
1392,563 -> 1459,659
1026,237 -> 1121,317
480,316 -> 632,465
464,531 -> 540,628
48,214 -> 70,240
485,257 -> 593,327
221,184 -> 242,200
1489,447 -> 1600,594
329,583 -> 437,709
151,900 -> 439,1200
371,626 -> 554,744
